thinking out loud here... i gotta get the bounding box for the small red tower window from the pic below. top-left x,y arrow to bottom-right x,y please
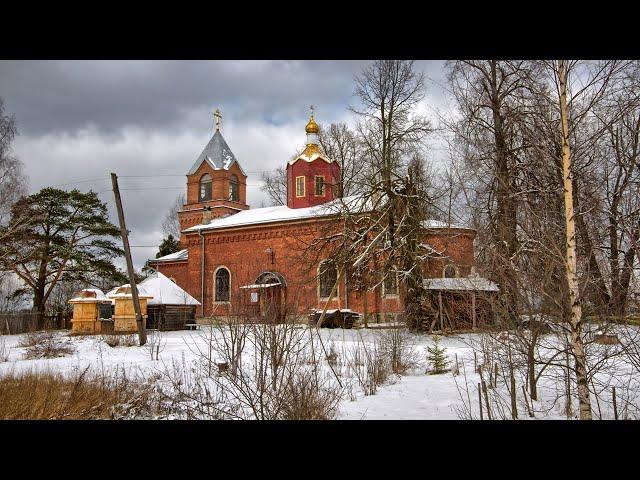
295,176 -> 305,197
200,174 -> 212,202
314,176 -> 325,196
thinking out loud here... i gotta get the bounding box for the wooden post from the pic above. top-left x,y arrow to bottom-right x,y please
612,387 -> 618,420
482,381 -> 492,420
438,291 -> 443,331
472,291 -> 477,330
510,367 -> 518,419
111,173 -> 147,346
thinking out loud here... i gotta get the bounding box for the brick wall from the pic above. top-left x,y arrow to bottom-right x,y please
159,217 -> 476,321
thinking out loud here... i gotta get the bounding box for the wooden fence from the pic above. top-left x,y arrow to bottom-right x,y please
0,312 -> 69,335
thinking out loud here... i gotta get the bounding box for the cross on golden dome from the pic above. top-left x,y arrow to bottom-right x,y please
305,105 -> 319,135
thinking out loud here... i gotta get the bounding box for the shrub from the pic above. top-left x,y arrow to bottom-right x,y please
102,333 -> 138,348
19,331 -> 75,359
280,369 -> 342,420
350,337 -> 390,396
379,328 -> 419,374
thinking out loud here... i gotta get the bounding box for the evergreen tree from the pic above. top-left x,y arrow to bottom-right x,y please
426,335 -> 449,374
0,188 -> 125,317
156,234 -> 181,258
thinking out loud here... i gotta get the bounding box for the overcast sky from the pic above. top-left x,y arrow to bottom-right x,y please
0,60 -> 451,270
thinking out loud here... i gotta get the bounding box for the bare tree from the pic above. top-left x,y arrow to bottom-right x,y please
161,193 -> 185,239
445,60 -> 535,323
260,166 -> 287,206
332,60 -> 434,330
0,98 -> 27,226
318,122 -> 361,197
540,60 -> 630,419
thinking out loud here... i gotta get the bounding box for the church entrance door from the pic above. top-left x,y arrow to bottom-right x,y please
240,272 -> 287,323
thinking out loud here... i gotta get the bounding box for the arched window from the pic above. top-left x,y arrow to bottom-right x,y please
318,261 -> 337,299
443,264 -> 457,279
215,267 -> 230,302
229,174 -> 239,202
200,174 -> 212,202
383,268 -> 398,296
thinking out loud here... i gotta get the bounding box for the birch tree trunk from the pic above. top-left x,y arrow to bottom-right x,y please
558,60 -> 592,420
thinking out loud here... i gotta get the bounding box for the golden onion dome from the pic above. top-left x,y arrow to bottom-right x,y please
305,115 -> 319,134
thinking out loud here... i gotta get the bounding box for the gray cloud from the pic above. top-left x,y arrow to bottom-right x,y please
1,60 -> 448,270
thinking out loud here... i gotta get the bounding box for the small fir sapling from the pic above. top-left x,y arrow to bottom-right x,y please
427,335 -> 449,374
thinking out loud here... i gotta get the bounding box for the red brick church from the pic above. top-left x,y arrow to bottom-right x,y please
148,110 -> 498,327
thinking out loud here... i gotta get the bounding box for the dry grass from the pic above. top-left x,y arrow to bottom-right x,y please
18,331 -> 75,359
0,368 -> 164,419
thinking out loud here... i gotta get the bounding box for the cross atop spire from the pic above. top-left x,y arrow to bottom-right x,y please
213,108 -> 222,131
309,104 -> 314,119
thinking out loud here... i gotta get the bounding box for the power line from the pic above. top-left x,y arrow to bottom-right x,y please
37,170 -> 275,194
47,177 -> 111,188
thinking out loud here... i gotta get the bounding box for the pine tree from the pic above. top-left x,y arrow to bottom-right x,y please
0,188 -> 125,318
426,335 -> 449,374
156,234 -> 181,258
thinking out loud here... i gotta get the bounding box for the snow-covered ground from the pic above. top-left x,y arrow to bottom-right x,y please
1,326 -> 638,420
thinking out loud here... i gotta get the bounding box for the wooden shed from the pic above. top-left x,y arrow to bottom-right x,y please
422,275 -> 500,331
107,285 -> 153,334
69,289 -> 113,335
138,271 -> 200,330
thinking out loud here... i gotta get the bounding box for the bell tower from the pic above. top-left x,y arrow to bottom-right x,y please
286,107 -> 341,209
178,109 -> 249,235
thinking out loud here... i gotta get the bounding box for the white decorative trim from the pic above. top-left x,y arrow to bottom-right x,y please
213,265 -> 232,304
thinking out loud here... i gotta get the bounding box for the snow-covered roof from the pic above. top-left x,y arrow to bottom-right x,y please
106,284 -> 154,300
106,272 -> 200,306
184,194 -> 474,233
288,144 -> 333,165
184,196 -> 360,232
423,276 -> 499,292
138,271 -> 200,306
187,130 -> 246,176
150,249 -> 188,263
422,220 -> 471,230
69,288 -> 111,303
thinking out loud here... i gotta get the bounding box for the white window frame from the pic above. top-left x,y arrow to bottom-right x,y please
296,176 -> 306,198
314,175 -> 325,197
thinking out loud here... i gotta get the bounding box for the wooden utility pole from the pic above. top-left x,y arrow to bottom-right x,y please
111,173 -> 147,346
